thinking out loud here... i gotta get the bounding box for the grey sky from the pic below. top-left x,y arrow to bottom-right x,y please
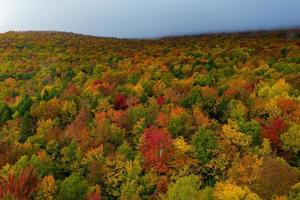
0,0 -> 299,38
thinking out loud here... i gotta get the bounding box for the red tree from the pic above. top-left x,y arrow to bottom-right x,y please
114,94 -> 127,110
140,126 -> 174,173
156,96 -> 166,106
262,117 -> 288,147
0,167 -> 39,200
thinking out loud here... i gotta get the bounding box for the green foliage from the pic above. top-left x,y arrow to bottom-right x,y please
280,47 -> 289,58
0,103 -> 13,124
16,95 -> 33,116
56,173 -> 88,200
193,128 -> 217,164
19,112 -> 36,143
193,73 -> 214,86
238,120 -> 262,146
109,124 -> 126,147
168,116 -> 184,137
162,175 -> 201,200
180,89 -> 201,108
204,57 -> 216,71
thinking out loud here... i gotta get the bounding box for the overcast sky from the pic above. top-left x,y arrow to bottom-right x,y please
0,0 -> 300,38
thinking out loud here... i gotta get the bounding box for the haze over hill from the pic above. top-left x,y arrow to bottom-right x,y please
1,0 -> 300,38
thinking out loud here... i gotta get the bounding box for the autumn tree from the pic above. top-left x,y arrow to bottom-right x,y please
261,117 -> 288,148
280,124 -> 300,153
213,181 -> 260,200
34,175 -> 57,200
140,126 -> 174,173
252,156 -> 299,199
0,167 -> 39,200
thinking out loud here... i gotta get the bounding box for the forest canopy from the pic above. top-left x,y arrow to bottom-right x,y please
0,30 -> 299,200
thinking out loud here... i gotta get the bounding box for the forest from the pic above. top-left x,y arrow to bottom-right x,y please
0,30 -> 299,200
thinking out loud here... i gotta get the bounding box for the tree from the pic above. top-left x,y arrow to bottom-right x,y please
156,96 -> 166,106
34,175 -> 57,200
19,112 -> 37,143
221,123 -> 252,148
140,126 -> 174,173
56,173 -> 88,200
120,160 -> 144,200
276,97 -> 298,115
238,120 -> 262,146
213,182 -> 260,200
0,102 -> 13,124
253,156 -> 299,199
280,124 -> 300,153
16,95 -> 33,116
262,117 -> 287,148
162,175 -> 201,200
0,167 -> 39,200
193,128 -> 217,164
115,94 -> 127,110
168,116 -> 184,137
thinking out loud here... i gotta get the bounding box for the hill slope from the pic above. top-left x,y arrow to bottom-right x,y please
0,30 -> 300,199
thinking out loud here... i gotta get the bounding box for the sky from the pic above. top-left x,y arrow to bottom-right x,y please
0,0 -> 300,38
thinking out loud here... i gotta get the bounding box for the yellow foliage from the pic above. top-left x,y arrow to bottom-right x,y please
61,100 -> 77,117
84,145 -> 104,164
174,136 -> 192,154
258,79 -> 291,99
34,175 -> 57,200
192,106 -> 211,127
153,80 -> 167,96
36,119 -> 54,136
258,138 -> 272,156
213,181 -> 261,200
221,123 -> 251,148
263,98 -> 282,118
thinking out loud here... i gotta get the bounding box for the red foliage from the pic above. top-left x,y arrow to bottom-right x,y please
140,126 -> 174,173
262,117 -> 288,147
114,94 -> 127,110
0,167 -> 39,200
88,192 -> 102,200
156,96 -> 166,106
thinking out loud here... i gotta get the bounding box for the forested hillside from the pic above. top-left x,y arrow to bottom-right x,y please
0,30 -> 300,200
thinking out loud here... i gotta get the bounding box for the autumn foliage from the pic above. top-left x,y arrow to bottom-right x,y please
114,94 -> 127,110
0,30 -> 299,199
0,167 -> 39,200
140,126 -> 174,173
262,117 -> 288,147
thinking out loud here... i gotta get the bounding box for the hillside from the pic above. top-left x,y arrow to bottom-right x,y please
0,30 -> 300,199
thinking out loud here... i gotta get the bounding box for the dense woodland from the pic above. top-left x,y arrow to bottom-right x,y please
0,30 -> 300,200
